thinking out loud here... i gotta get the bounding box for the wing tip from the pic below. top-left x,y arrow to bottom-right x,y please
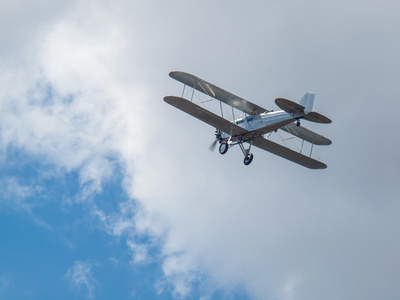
309,162 -> 327,169
164,95 -> 186,106
169,70 -> 193,79
163,95 -> 173,103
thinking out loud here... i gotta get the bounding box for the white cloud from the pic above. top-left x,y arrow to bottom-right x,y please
0,177 -> 36,202
281,274 -> 303,300
0,177 -> 50,227
64,260 -> 97,299
162,253 -> 197,298
1,0 -> 400,300
127,239 -> 149,264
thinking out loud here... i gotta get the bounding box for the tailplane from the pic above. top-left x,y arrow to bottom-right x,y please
300,92 -> 331,123
275,92 -> 332,124
304,111 -> 331,123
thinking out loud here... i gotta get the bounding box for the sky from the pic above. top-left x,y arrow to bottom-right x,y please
1,0 -> 400,299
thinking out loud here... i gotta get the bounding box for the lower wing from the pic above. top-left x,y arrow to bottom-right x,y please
164,96 -> 247,136
251,137 -> 327,169
280,123 -> 332,145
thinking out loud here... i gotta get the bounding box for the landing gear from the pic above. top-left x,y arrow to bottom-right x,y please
217,138 -> 255,165
219,142 -> 228,155
296,119 -> 301,127
239,140 -> 254,166
244,153 -> 254,165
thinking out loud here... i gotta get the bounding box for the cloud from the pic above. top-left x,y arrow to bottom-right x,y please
0,177 -> 36,204
1,1 -> 400,300
127,240 -> 149,264
0,2 -> 127,201
0,176 -> 50,228
64,260 -> 97,299
161,253 -> 198,298
281,274 -> 303,300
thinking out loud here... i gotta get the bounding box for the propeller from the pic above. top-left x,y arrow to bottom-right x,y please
209,139 -> 218,152
209,129 -> 222,152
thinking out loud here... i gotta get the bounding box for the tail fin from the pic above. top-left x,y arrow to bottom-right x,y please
300,92 -> 332,124
299,92 -> 315,114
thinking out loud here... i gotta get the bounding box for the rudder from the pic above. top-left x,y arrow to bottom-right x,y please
299,92 -> 315,114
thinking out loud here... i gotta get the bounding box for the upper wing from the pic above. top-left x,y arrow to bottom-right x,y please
164,96 -> 248,136
252,137 -> 327,169
169,71 -> 268,115
280,123 -> 332,145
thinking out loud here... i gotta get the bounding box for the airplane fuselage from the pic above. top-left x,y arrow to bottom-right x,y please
220,110 -> 296,139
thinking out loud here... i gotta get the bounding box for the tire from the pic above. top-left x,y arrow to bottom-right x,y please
244,153 -> 254,165
219,142 -> 228,155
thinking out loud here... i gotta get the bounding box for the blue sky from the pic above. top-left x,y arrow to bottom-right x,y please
1,1 -> 400,300
0,149 -> 249,299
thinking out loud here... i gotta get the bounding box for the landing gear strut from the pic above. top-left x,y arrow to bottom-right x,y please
239,140 -> 254,166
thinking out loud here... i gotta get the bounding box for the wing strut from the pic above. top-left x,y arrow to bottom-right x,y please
181,84 -> 186,98
170,71 -> 269,115
310,139 -> 314,157
190,83 -> 195,101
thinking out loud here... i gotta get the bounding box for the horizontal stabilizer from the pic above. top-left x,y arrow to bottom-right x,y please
276,96 -> 331,124
280,123 -> 332,145
275,98 -> 305,117
304,111 -> 332,124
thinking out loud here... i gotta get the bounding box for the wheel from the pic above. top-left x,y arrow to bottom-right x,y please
296,120 -> 300,127
243,153 -> 254,165
219,142 -> 228,155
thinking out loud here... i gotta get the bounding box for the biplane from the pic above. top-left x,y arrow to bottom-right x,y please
164,71 -> 332,169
